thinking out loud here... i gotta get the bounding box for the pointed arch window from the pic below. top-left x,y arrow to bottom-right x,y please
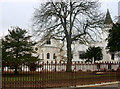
47,53 -> 50,59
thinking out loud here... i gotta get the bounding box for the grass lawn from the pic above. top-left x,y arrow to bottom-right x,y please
2,71 -> 119,88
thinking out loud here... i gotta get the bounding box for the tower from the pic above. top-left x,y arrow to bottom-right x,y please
104,9 -> 113,27
101,9 -> 113,61
118,1 -> 120,16
118,1 -> 120,24
102,9 -> 113,40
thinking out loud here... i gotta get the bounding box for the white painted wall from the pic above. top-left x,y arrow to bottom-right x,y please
34,39 -> 64,63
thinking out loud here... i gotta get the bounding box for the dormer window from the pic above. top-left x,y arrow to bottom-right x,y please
46,40 -> 51,44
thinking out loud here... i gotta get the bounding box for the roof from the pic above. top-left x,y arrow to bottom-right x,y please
104,9 -> 113,24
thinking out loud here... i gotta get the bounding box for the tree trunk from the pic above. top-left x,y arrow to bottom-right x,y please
66,37 -> 72,72
92,57 -> 95,63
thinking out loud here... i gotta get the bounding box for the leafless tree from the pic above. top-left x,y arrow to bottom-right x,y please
32,0 -> 104,72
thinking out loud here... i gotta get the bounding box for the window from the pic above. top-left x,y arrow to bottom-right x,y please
108,65 -> 112,69
47,53 -> 50,59
111,54 -> 115,60
35,47 -> 38,51
46,40 -> 51,44
53,53 -> 56,59
79,51 -> 84,59
71,52 -> 73,59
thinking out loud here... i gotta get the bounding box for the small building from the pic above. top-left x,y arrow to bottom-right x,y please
34,39 -> 65,62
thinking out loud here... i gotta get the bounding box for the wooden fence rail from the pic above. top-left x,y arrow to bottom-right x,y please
2,61 -> 120,88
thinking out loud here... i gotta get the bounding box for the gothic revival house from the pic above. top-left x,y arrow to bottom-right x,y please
34,9 -> 120,62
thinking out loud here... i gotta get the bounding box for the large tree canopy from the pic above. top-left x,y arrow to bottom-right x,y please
33,0 -> 104,72
2,27 -> 39,74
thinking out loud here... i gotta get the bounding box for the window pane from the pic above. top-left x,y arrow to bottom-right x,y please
47,53 -> 50,59
46,40 -> 51,44
108,65 -> 111,69
79,51 -> 84,59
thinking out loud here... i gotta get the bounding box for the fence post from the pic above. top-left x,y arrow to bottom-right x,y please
55,60 -> 57,72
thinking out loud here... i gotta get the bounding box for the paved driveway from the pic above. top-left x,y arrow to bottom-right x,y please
46,83 -> 120,89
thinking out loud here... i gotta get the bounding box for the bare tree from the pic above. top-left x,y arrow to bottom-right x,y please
32,0 -> 104,72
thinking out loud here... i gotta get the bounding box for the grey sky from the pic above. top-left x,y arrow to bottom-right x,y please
0,0 -> 120,37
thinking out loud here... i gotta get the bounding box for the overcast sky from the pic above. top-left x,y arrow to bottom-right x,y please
0,0 -> 120,37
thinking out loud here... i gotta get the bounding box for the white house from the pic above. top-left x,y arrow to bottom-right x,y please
34,38 -> 65,62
